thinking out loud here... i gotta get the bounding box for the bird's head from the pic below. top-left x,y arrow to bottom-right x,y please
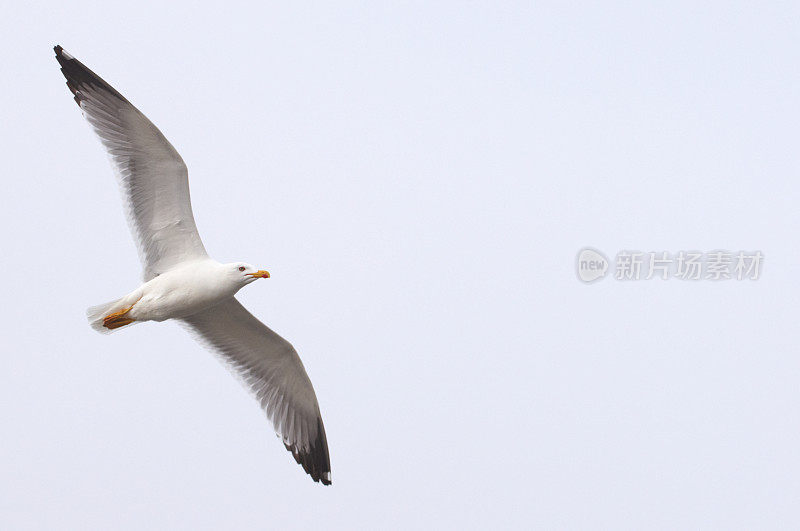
227,262 -> 270,286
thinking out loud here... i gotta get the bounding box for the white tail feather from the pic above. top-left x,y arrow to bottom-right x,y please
86,295 -> 139,334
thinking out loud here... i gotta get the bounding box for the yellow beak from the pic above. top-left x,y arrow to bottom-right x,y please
248,270 -> 270,279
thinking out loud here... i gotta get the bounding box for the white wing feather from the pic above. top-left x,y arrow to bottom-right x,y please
55,46 -> 207,280
181,298 -> 331,485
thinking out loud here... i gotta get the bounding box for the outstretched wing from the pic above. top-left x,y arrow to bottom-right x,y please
54,45 -> 207,280
181,298 -> 331,485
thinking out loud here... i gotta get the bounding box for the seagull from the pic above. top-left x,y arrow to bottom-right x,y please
54,45 -> 331,485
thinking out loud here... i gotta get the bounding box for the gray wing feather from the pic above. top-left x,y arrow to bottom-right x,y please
55,45 -> 207,280
181,298 -> 331,485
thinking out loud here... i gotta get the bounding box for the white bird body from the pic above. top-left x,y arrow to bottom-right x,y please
131,260 -> 228,321
88,259 -> 262,331
132,260 -> 237,321
55,45 -> 332,485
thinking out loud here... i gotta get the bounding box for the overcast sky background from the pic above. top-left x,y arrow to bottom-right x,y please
2,2 -> 799,529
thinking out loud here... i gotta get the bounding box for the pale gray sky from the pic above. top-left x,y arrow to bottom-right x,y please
2,1 -> 800,529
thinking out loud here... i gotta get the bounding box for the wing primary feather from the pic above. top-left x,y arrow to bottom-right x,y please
53,45 -> 208,279
181,298 -> 332,485
55,45 -> 128,107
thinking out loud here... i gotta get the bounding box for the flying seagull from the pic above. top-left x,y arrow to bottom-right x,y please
54,45 -> 331,485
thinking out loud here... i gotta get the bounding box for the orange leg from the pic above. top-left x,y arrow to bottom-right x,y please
103,301 -> 138,330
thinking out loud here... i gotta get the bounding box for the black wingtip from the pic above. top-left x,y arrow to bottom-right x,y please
53,45 -> 129,108
54,44 -> 71,66
283,416 -> 332,486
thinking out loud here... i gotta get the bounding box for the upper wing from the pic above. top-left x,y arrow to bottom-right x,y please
54,45 -> 207,280
181,298 -> 331,485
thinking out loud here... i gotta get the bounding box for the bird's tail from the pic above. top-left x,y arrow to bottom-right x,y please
86,294 -> 141,334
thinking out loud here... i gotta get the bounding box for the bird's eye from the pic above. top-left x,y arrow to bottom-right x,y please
238,266 -> 246,272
